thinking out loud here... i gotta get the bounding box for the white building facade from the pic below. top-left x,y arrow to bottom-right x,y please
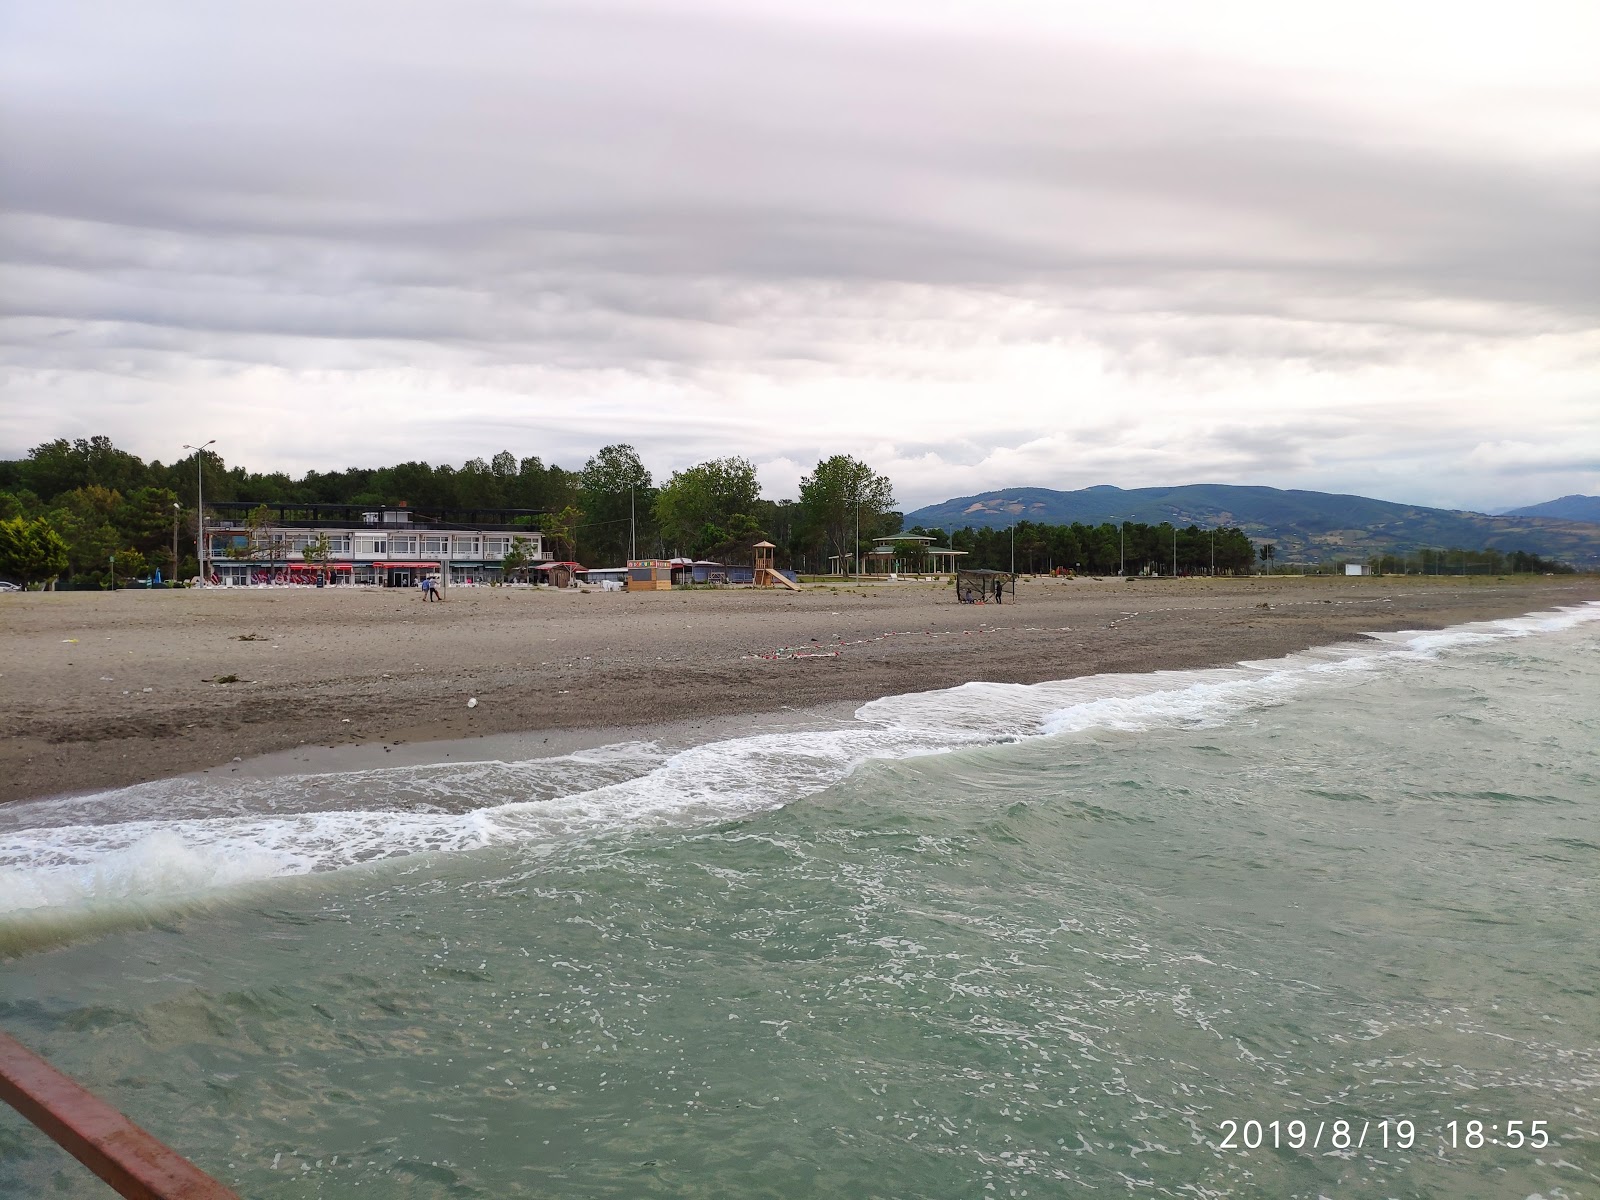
204,503 -> 548,586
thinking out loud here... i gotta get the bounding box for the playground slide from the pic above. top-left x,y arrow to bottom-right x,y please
767,569 -> 801,590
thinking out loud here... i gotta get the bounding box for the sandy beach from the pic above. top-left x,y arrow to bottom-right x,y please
2,573 -> 1596,805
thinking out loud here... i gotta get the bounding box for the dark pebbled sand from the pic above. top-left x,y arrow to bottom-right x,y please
2,574 -> 1596,805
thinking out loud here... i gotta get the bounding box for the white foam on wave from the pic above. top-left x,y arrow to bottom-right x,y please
3,601 -> 1594,916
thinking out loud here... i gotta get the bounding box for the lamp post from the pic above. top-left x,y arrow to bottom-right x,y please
853,486 -> 861,579
182,440 -> 215,584
172,501 -> 180,587
1119,523 -> 1125,577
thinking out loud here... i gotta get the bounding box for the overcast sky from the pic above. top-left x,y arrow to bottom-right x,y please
2,0 -> 1596,511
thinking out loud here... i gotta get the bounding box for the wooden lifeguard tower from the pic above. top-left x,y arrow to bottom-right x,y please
752,541 -> 800,590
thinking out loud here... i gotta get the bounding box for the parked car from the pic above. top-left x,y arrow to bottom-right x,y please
0,581 -> 21,592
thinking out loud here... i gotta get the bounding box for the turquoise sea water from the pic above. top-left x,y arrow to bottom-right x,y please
2,604 -> 1598,1198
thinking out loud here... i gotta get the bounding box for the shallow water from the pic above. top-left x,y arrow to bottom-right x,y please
2,604 -> 1598,1198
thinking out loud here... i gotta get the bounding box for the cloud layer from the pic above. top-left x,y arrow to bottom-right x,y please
3,0 -> 1597,509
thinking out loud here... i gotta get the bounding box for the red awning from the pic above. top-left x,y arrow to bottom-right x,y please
289,562 -> 352,571
370,562 -> 446,568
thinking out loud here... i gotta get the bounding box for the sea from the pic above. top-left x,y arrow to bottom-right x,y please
2,603 -> 1597,1199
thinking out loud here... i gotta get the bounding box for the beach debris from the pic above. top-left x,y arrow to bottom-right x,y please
61,639 -> 77,644
236,633 -> 266,641
204,674 -> 245,684
467,697 -> 478,708
750,624 -> 1005,661
342,718 -> 351,723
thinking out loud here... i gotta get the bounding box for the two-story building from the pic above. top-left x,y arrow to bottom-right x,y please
204,502 -> 548,587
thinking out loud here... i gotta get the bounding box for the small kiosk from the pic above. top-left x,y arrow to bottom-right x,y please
627,559 -> 674,591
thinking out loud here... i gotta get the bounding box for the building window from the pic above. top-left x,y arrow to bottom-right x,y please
421,535 -> 449,556
388,535 -> 417,556
324,534 -> 351,555
453,536 -> 480,558
354,536 -> 386,556
485,537 -> 509,558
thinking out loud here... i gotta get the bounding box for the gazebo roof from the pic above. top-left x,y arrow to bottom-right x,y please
752,540 -> 776,548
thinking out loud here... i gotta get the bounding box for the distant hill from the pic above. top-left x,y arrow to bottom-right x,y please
904,484 -> 1600,567
1502,495 -> 1600,523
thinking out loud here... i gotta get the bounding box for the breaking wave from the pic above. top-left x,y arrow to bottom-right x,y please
2,602 -> 1595,917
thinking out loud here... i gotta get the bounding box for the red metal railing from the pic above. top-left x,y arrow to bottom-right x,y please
0,1032 -> 241,1199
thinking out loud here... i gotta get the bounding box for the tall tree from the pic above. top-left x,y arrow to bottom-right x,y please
579,444 -> 653,563
798,455 -> 896,572
0,516 -> 69,586
654,457 -> 762,557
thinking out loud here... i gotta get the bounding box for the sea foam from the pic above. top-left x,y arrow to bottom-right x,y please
2,601 -> 1595,916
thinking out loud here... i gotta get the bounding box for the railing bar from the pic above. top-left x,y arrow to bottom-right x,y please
0,1032 -> 241,1200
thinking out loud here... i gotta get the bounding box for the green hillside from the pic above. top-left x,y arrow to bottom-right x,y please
905,484 -> 1600,567
1503,495 -> 1600,523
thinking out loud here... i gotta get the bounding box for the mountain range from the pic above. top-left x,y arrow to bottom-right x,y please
904,485 -> 1600,566
1500,494 -> 1600,523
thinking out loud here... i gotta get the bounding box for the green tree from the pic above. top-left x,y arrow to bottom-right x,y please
302,531 -> 334,583
798,455 -> 896,573
113,547 -> 149,584
501,535 -> 534,582
580,444 -> 653,563
0,516 -> 70,586
654,457 -> 762,557
544,505 -> 584,561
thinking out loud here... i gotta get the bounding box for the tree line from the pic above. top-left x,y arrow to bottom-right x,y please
1,435 -> 1583,587
920,520 -> 1260,575
0,436 -> 902,585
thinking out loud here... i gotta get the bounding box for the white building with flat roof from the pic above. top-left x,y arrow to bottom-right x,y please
203,503 -> 548,586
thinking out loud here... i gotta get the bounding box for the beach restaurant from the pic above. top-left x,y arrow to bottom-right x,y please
202,502 -> 549,586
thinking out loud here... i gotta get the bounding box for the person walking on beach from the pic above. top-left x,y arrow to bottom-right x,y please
993,576 -> 1003,605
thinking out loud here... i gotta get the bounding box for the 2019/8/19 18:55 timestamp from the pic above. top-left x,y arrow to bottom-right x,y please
1216,1118 -> 1553,1152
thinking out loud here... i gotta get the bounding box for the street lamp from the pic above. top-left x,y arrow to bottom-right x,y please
172,501 -> 181,587
182,440 -> 216,584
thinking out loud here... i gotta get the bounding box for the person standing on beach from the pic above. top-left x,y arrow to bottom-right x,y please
993,576 -> 1003,605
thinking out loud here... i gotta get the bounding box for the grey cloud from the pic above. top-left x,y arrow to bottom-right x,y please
2,0 -> 1596,508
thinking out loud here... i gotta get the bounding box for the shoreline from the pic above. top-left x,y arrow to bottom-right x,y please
3,574 -> 1597,806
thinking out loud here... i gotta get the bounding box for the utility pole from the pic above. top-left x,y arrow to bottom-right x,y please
1010,524 -> 1015,576
629,483 -> 636,561
1172,527 -> 1177,578
171,501 -> 180,586
1119,523 -> 1125,577
182,439 -> 216,584
1209,528 -> 1214,576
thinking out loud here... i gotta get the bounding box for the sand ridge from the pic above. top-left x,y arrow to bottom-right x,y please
2,573 -> 1596,805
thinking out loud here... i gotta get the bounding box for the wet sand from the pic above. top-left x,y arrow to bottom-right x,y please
2,574 -> 1596,805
